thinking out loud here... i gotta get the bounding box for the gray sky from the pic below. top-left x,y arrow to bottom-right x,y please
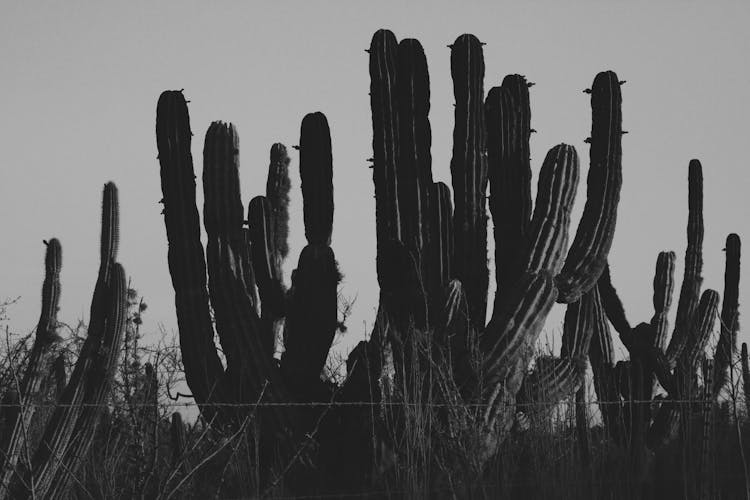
1,1 -> 748,363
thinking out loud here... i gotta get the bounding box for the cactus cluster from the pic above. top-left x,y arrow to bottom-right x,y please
156,93 -> 346,481
0,183 -> 128,499
152,29 -> 627,489
590,159 -> 741,468
367,31 -> 623,455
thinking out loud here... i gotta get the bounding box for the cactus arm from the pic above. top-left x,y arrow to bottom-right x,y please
713,233 -> 740,396
369,29 -> 401,257
0,240 -> 63,494
449,34 -> 488,327
299,112 -> 334,246
680,289 -> 719,373
555,71 -> 623,303
155,91 -> 225,406
666,160 -> 705,364
486,83 -> 532,305
248,195 -> 285,352
259,142 -> 292,348
651,251 -> 676,350
240,227 -> 261,315
486,76 -> 533,303
266,143 -> 291,260
522,144 -> 579,275
480,143 -> 578,424
396,38 -> 432,261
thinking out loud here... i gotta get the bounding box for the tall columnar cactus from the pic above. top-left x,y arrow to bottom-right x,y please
281,112 -> 340,397
0,239 -> 63,493
369,30 -> 401,255
486,78 -> 532,307
2,183 -> 128,500
449,34 -> 489,327
713,233 -> 740,396
666,160 -> 704,364
396,39 -> 432,265
156,92 -> 226,408
253,143 -> 292,348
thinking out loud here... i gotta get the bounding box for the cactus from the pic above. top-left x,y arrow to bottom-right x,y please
713,233 -> 740,396
666,160 -> 704,364
449,34 -> 489,327
554,72 -> 622,304
281,114 -> 339,395
742,343 -> 750,417
156,91 -> 226,408
1,183 -> 128,499
592,160 -> 741,456
486,80 -> 532,307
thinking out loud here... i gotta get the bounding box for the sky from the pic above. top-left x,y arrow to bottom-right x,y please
1,1 -> 748,368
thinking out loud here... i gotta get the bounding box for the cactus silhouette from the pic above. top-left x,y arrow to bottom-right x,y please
1,183 -> 128,499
